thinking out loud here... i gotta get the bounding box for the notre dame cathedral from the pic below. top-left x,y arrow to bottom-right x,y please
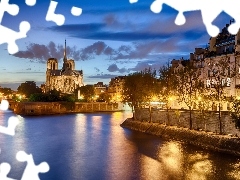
45,40 -> 84,94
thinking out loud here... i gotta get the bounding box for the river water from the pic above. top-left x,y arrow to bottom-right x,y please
0,110 -> 240,180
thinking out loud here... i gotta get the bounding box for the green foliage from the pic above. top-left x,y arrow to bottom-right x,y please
61,94 -> 75,102
122,68 -> 159,110
78,85 -> 95,102
28,89 -> 75,102
29,93 -> 47,102
230,99 -> 240,129
17,81 -> 42,98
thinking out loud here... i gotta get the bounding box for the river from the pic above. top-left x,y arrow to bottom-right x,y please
0,110 -> 240,180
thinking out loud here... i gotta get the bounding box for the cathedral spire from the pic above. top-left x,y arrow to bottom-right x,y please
64,39 -> 67,62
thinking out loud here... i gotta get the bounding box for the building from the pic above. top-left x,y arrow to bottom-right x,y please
171,22 -> 240,111
93,82 -> 107,96
108,76 -> 125,102
45,40 -> 84,94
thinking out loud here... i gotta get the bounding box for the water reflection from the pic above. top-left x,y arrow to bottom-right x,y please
0,111 -> 240,180
140,155 -> 162,180
158,141 -> 183,178
187,153 -> 213,180
228,161 -> 240,179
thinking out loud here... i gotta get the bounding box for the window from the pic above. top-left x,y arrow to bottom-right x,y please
208,70 -> 211,77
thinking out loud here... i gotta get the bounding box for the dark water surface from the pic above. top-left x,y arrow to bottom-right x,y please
0,110 -> 240,180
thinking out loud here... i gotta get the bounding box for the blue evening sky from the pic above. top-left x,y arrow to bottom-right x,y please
0,0 -> 232,89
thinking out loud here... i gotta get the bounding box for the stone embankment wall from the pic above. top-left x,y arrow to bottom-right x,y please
121,119 -> 240,156
9,102 -> 122,116
134,108 -> 240,137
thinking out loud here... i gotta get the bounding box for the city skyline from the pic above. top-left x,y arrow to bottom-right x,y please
0,0 -> 232,90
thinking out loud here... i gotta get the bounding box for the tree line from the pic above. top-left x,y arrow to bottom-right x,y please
121,57 -> 240,133
0,81 -> 109,103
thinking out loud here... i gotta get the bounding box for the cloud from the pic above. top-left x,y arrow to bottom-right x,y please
88,74 -> 118,79
94,67 -> 100,73
26,68 -> 31,70
107,64 -> 118,72
12,38 -> 197,64
129,60 -> 166,72
80,41 -> 115,60
12,41 -> 81,63
107,64 -> 129,73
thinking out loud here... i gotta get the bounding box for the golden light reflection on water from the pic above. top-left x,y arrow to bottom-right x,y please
186,153 -> 213,180
158,141 -> 183,176
228,161 -> 240,179
106,112 -> 136,180
110,111 -> 132,125
157,141 -> 214,180
140,155 -> 163,180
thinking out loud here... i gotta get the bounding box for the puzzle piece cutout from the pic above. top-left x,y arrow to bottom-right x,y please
46,0 -> 65,26
0,0 -> 19,22
25,0 -> 36,7
0,100 -> 19,136
0,21 -> 30,54
130,0 -> 240,37
46,0 -> 82,25
0,116 -> 19,136
71,6 -> 82,16
0,0 -> 33,54
0,162 -> 16,180
16,151 -> 50,180
0,99 -> 9,110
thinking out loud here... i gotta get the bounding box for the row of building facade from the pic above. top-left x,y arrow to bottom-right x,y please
170,22 -> 240,111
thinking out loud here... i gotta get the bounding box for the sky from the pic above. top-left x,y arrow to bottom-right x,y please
0,0 -> 233,90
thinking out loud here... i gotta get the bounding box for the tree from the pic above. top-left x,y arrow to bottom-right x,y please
176,60 -> 204,129
195,94 -> 212,131
17,81 -> 42,98
97,93 -> 111,102
230,99 -> 240,130
140,68 -> 159,122
122,72 -> 142,119
122,68 -> 159,121
0,87 -> 13,96
78,85 -> 95,102
29,93 -> 45,102
28,90 -> 61,102
206,56 -> 235,134
158,62 -> 178,125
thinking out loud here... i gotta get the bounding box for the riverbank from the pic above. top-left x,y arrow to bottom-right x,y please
121,118 -> 240,157
9,101 -> 129,116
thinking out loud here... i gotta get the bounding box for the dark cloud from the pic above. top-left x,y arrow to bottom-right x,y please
48,10 -> 208,43
80,41 -> 116,60
12,41 -> 81,63
107,64 -> 129,73
104,14 -> 117,26
26,68 -> 31,70
12,39 -> 196,63
107,64 -> 118,72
